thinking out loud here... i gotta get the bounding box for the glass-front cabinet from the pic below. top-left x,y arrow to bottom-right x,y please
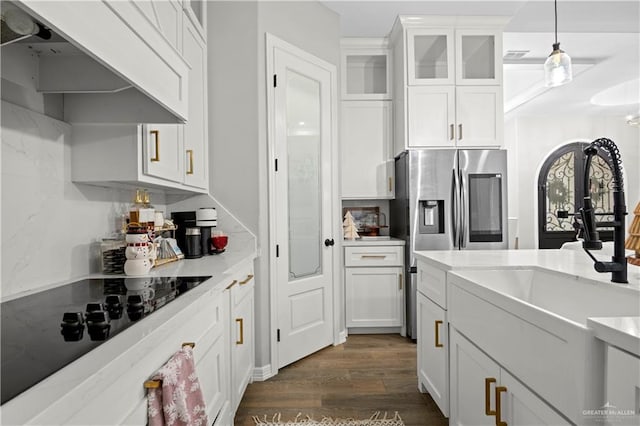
341,39 -> 391,100
406,27 -> 501,86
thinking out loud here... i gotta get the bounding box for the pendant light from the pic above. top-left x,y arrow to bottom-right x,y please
544,0 -> 572,87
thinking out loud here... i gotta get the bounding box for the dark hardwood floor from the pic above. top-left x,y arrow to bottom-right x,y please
234,334 -> 448,426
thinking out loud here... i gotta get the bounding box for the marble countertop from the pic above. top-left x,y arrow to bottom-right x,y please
587,317 -> 640,357
342,236 -> 405,246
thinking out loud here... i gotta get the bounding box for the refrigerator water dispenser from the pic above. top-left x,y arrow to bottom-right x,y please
419,200 -> 444,234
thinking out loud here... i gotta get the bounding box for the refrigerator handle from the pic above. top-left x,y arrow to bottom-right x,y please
460,168 -> 467,248
451,168 -> 458,247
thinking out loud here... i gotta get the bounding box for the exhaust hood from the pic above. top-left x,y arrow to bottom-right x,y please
1,1 -> 189,123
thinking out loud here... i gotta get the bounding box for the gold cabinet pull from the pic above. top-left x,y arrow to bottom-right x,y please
239,274 -> 254,285
450,124 -> 455,140
186,149 -> 194,174
458,124 -> 463,140
434,320 -> 444,347
398,273 -> 403,290
236,318 -> 244,344
361,255 -> 386,259
485,377 -> 497,416
225,279 -> 238,290
495,386 -> 507,426
150,130 -> 160,162
388,177 -> 393,193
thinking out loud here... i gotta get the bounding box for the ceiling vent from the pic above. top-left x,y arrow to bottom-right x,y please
503,50 -> 530,61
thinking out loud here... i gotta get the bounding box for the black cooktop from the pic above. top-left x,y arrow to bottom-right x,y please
0,275 -> 211,404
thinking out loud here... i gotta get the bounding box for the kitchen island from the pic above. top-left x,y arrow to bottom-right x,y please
1,229 -> 257,426
414,247 -> 640,425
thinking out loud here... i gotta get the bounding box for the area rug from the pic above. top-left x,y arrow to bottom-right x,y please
253,411 -> 404,426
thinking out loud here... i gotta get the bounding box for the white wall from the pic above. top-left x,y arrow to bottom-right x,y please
505,115 -> 640,249
0,101 -> 167,298
207,0 -> 340,372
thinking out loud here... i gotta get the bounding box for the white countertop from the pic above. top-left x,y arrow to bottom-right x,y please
415,247 -> 640,354
587,317 -> 640,357
342,236 -> 405,246
414,248 -> 640,287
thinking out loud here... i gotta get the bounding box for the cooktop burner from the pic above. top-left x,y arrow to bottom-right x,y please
0,275 -> 211,404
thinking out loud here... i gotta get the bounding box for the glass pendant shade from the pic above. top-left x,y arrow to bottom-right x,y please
544,44 -> 573,87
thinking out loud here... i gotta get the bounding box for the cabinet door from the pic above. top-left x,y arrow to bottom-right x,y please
341,47 -> 391,100
455,29 -> 502,85
449,328 -> 500,426
182,17 -> 209,190
341,101 -> 394,199
417,292 -> 449,417
606,346 -> 640,425
455,86 -> 503,148
230,273 -> 255,414
500,369 -> 571,426
345,266 -> 403,327
132,0 -> 182,51
142,123 -> 184,183
407,86 -> 455,148
406,28 -> 455,86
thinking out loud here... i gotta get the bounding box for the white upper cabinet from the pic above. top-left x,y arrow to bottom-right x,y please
16,0 -> 190,122
341,39 -> 392,100
182,15 -> 209,190
406,24 -> 503,86
142,124 -> 184,183
391,16 -> 508,153
183,0 -> 207,41
340,101 -> 394,199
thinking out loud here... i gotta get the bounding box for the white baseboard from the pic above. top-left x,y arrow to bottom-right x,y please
337,330 -> 347,345
252,364 -> 275,382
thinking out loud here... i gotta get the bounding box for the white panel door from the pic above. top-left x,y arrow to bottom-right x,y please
407,86 -> 455,148
273,44 -> 335,369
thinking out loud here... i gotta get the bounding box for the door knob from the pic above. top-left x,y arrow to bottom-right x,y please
324,238 -> 335,247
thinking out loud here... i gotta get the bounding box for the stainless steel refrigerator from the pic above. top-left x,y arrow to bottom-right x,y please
390,149 -> 508,339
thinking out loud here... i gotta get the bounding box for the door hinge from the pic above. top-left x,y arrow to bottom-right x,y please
277,329 -> 281,342
273,74 -> 277,87
275,158 -> 278,172
276,244 -> 279,257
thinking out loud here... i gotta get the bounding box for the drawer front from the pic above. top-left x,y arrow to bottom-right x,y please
344,246 -> 403,267
417,261 -> 447,309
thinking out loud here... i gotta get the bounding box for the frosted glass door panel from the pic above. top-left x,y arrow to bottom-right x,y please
286,71 -> 322,280
460,35 -> 495,79
346,55 -> 387,95
456,30 -> 502,85
407,29 -> 454,85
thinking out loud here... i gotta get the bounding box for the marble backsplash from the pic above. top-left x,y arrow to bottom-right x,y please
1,101 -> 167,298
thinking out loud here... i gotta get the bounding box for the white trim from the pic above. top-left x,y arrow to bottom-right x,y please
265,33 -> 341,374
251,365 -> 275,382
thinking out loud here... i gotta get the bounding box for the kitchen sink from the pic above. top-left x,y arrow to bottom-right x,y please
450,267 -> 640,326
447,266 -> 640,424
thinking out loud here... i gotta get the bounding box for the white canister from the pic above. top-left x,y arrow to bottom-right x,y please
154,211 -> 165,228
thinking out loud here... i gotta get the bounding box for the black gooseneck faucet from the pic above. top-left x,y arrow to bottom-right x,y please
578,138 -> 628,284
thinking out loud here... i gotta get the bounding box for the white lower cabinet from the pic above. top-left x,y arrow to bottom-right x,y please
344,244 -> 404,333
417,292 -> 448,417
605,345 -> 640,426
227,267 -> 255,414
346,266 -> 403,327
449,328 -> 570,426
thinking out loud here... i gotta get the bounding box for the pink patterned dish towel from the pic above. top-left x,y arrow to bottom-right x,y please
147,345 -> 208,426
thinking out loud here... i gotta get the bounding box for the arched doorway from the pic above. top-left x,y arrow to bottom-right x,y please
538,142 -> 615,249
